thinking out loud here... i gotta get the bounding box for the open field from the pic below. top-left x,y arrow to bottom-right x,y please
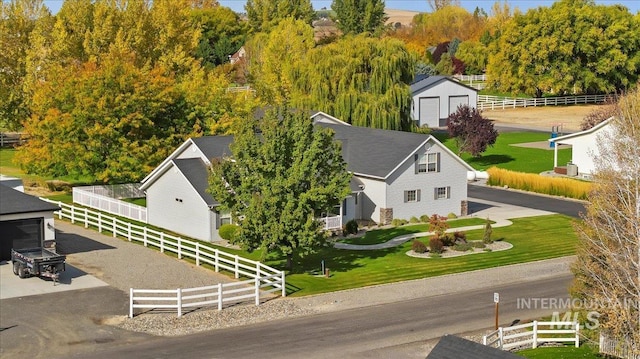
385,8 -> 420,26
483,104 -> 600,132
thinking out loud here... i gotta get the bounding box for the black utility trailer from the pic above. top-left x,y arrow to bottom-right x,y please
11,248 -> 66,284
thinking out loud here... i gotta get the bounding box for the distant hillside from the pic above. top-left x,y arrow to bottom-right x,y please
385,8 -> 421,27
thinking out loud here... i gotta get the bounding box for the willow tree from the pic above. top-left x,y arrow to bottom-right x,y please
294,35 -> 415,131
245,0 -> 315,33
572,88 -> 640,352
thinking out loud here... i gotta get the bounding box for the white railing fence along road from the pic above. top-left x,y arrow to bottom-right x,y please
483,321 -> 580,351
599,333 -> 640,359
40,199 -> 286,317
477,94 -> 613,110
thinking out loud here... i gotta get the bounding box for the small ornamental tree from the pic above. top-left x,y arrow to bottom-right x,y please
447,105 -> 498,157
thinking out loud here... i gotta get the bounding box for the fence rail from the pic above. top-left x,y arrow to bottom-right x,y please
600,333 -> 640,359
478,94 -> 612,110
40,198 -> 286,317
73,185 -> 147,222
483,321 -> 579,351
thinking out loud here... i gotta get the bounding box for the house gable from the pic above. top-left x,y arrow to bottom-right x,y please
410,75 -> 478,128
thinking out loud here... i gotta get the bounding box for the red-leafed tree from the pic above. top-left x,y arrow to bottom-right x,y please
447,105 -> 498,157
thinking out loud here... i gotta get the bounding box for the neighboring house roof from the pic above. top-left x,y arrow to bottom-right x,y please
173,158 -> 218,208
191,136 -> 234,160
0,185 -> 60,215
410,75 -> 478,94
548,118 -> 612,144
426,335 -> 521,359
317,122 -> 474,179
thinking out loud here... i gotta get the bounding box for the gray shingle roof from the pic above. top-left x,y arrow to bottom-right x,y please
173,158 -> 218,207
0,185 -> 60,215
191,136 -> 234,161
426,335 -> 521,359
317,123 -> 430,178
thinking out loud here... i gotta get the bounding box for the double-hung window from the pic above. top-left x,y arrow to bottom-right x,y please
434,186 -> 451,200
404,189 -> 421,203
416,152 -> 440,173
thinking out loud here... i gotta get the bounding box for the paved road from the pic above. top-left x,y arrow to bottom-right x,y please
75,274 -> 573,359
468,184 -> 587,218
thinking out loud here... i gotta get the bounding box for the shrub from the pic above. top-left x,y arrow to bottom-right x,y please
453,231 -> 467,243
483,219 -> 493,244
439,233 -> 455,247
470,241 -> 486,248
420,214 -> 430,223
343,219 -> 358,235
453,242 -> 473,252
219,224 -> 239,241
429,237 -> 444,254
46,180 -> 71,192
428,214 -> 449,237
391,218 -> 407,227
412,240 -> 427,253
447,212 -> 458,219
486,167 -> 591,200
409,216 -> 420,224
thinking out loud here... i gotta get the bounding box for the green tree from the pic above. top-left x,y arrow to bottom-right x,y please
293,35 -> 415,130
0,0 -> 50,131
331,0 -> 387,35
571,88 -> 640,351
17,50 -> 203,183
245,0 -> 315,33
208,106 -> 351,268
191,6 -> 248,68
455,41 -> 488,74
487,0 -> 640,97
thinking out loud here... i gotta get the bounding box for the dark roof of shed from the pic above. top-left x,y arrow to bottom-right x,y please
191,136 -> 234,161
317,122 -> 429,178
173,158 -> 218,207
0,185 -> 60,215
426,335 -> 521,359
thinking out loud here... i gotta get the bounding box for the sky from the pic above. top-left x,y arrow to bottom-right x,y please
40,0 -> 640,15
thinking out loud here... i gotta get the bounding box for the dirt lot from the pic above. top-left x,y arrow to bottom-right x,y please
385,8 -> 420,26
483,104 -> 599,132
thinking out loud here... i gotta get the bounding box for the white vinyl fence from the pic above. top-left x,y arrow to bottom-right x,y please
478,94 -> 612,110
600,333 -> 640,359
483,321 -> 580,350
73,184 -> 147,222
40,199 -> 286,317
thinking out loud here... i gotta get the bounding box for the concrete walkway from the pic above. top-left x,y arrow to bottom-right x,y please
334,197 -> 555,250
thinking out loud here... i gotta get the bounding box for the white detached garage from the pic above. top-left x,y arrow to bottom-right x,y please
411,75 -> 478,128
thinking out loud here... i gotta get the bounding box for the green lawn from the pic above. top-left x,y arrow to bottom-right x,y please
339,218 -> 491,245
266,214 -> 578,297
433,132 -> 572,174
517,344 -> 601,358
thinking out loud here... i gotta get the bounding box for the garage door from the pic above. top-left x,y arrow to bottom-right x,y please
449,95 -> 469,116
419,97 -> 439,128
0,218 -> 43,260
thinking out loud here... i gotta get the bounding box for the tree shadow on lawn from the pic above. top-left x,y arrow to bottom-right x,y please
267,245 -> 402,276
468,154 -> 514,167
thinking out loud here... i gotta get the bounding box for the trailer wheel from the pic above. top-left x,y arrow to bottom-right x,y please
18,265 -> 28,279
13,262 -> 19,276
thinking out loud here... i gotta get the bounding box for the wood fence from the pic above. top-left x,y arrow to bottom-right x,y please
483,321 -> 580,350
40,198 -> 286,317
477,94 -> 612,110
73,185 -> 147,222
600,333 -> 640,359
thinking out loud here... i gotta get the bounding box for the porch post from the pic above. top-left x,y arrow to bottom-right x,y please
553,142 -> 558,168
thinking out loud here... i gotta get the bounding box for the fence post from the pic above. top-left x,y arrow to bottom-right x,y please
234,255 -> 239,279
84,208 -> 89,228
482,335 -> 487,346
255,277 -> 260,306
129,288 -> 134,318
71,206 -> 75,223
177,288 -> 182,317
575,322 -> 580,348
160,233 -> 164,253
98,213 -> 102,233
196,243 -> 200,266
498,327 -> 504,349
143,227 -> 147,247
281,271 -> 286,297
532,320 -> 538,349
178,238 -> 182,259
218,283 -> 223,310
214,249 -> 219,272
58,201 -> 63,219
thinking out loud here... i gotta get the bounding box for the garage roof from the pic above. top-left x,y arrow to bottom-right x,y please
0,185 -> 60,215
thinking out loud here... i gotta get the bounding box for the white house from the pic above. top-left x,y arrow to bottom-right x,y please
0,182 -> 59,260
411,75 -> 478,128
140,112 -> 475,242
548,118 -> 613,178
